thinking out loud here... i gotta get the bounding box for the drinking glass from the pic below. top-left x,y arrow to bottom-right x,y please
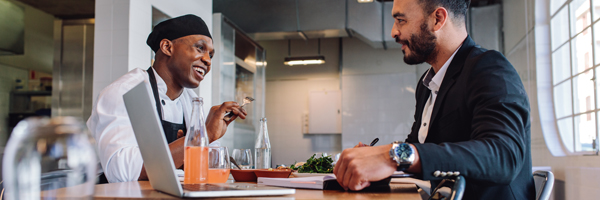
314,152 -> 328,158
208,147 -> 230,183
232,149 -> 253,169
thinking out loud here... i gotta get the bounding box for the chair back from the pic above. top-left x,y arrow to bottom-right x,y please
1,180 -> 4,200
533,170 -> 554,200
427,175 -> 466,200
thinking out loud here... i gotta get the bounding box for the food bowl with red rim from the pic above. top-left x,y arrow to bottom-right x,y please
230,169 -> 261,182
254,169 -> 292,179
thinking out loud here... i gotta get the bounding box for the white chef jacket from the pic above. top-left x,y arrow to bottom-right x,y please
418,45 -> 461,143
87,68 -> 198,183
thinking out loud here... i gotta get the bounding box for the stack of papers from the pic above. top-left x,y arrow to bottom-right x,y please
257,175 -> 338,190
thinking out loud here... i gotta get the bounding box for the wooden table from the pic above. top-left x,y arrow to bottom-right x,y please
54,181 -> 421,199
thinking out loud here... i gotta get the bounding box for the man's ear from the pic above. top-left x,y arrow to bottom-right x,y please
431,7 -> 448,32
159,39 -> 174,57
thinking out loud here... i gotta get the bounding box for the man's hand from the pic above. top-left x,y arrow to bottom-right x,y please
353,142 -> 369,148
205,101 -> 247,142
333,144 -> 397,191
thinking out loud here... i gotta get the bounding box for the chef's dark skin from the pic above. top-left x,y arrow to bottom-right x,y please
138,34 -> 247,180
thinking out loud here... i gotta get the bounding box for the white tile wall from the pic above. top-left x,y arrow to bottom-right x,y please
266,79 -> 342,167
0,64 -> 29,146
565,167 -> 600,200
341,73 -> 416,149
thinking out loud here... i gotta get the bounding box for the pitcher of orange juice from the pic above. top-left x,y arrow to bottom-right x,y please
184,97 -> 209,184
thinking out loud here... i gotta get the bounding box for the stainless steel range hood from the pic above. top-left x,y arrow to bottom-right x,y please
0,0 -> 25,55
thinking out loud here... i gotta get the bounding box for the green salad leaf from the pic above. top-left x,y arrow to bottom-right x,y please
291,154 -> 333,173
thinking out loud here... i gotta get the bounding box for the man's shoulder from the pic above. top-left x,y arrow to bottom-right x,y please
460,45 -> 514,74
467,46 -> 508,64
98,68 -> 148,100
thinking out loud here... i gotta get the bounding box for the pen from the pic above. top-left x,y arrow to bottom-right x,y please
369,138 -> 379,146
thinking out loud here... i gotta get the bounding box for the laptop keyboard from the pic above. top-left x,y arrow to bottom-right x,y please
182,184 -> 241,191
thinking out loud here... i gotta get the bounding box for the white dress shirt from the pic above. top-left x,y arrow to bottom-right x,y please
417,45 -> 462,143
87,68 -> 198,182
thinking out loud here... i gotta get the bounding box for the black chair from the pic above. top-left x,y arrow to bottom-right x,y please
533,170 -> 554,200
1,180 -> 4,200
418,175 -> 466,200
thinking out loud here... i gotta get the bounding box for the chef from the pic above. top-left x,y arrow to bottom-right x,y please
87,14 -> 247,183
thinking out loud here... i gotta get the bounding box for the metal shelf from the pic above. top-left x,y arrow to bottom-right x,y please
11,90 -> 52,96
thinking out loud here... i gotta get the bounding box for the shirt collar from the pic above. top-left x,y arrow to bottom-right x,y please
422,44 -> 462,92
152,67 -> 182,101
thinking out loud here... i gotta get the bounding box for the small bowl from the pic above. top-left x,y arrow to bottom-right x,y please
230,169 -> 260,182
254,169 -> 292,178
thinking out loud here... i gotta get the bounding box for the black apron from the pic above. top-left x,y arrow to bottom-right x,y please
147,67 -> 187,143
97,67 -> 188,184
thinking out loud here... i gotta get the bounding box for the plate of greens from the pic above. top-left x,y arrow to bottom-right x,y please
290,154 -> 334,177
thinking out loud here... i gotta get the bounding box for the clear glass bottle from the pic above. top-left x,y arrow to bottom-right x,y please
254,118 -> 271,169
184,97 -> 210,184
2,117 -> 97,200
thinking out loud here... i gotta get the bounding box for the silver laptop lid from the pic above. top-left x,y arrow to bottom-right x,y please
123,81 -> 184,197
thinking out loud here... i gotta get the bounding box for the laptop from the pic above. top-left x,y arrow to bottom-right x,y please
123,81 -> 295,198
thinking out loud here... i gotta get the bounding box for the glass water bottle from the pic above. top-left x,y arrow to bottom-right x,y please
184,97 -> 209,184
2,117 -> 97,200
254,118 -> 271,169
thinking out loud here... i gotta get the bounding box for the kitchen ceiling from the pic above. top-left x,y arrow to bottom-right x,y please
376,0 -> 502,6
13,0 -> 497,20
16,0 -> 95,19
214,0 -> 502,34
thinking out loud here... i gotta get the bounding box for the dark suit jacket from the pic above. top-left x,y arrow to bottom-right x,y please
405,36 -> 536,200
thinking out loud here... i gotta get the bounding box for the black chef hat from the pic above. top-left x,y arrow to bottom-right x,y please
146,14 -> 212,52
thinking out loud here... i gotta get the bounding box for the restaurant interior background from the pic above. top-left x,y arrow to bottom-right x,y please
0,0 -> 598,199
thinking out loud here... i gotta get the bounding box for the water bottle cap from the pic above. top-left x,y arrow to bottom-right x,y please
192,97 -> 204,104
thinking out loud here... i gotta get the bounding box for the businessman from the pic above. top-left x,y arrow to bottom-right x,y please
333,0 -> 535,199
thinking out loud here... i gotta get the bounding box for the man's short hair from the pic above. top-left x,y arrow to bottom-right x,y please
419,0 -> 470,22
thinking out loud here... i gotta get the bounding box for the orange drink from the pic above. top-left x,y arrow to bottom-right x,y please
208,168 -> 230,183
184,146 -> 209,184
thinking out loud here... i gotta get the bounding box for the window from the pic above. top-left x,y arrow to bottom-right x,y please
550,0 -> 599,152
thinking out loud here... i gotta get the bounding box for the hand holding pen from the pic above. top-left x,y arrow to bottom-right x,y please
354,137 -> 379,148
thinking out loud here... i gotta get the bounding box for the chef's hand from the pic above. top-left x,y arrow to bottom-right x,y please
333,144 -> 397,191
177,129 -> 185,139
205,101 -> 247,142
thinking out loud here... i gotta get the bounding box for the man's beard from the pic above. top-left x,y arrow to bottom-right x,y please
399,22 -> 437,65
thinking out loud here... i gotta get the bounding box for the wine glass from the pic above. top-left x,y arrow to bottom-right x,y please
208,147 -> 230,183
232,149 -> 253,169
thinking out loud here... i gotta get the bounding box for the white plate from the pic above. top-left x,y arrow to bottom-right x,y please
291,172 -> 333,177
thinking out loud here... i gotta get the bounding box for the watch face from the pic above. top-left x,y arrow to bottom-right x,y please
395,143 -> 413,161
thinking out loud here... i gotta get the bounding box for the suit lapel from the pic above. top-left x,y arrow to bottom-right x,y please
415,76 -> 431,125
428,36 -> 476,127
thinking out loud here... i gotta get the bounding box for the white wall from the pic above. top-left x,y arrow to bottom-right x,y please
266,79 -> 342,166
93,0 -> 213,114
0,0 -> 54,73
341,37 -> 428,149
261,38 -> 341,166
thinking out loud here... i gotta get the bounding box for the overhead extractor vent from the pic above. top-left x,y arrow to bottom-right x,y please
0,0 -> 25,55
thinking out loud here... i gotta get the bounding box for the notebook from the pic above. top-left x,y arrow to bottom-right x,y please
257,173 -> 407,190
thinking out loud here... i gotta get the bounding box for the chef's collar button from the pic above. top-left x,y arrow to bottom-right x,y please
161,99 -> 166,105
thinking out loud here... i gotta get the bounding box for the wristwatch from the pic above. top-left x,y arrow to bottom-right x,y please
389,141 -> 415,171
